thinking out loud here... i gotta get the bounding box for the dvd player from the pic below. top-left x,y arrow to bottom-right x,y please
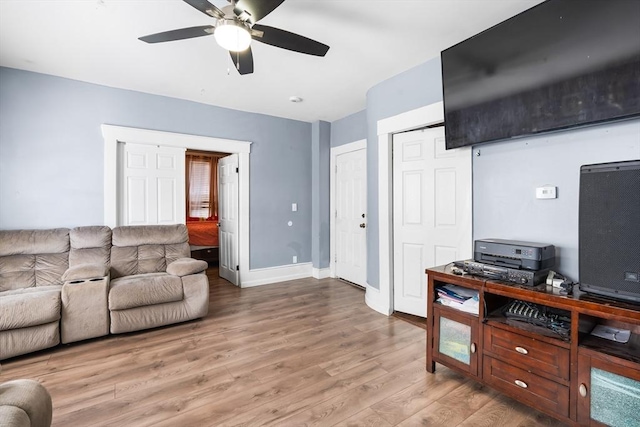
456,260 -> 549,286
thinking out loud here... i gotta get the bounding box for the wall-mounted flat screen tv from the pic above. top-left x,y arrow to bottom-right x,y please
441,0 -> 640,150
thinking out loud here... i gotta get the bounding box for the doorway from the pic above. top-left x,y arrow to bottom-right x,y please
103,124 -> 250,286
330,139 -> 367,287
368,101 -> 473,315
392,127 -> 472,317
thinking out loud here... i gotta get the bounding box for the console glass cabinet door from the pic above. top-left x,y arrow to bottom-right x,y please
577,352 -> 640,426
433,306 -> 479,376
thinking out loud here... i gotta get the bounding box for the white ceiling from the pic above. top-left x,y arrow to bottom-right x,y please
0,0 -> 544,123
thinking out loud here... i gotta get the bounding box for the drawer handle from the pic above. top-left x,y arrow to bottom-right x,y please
579,383 -> 588,397
515,346 -> 528,355
514,379 -> 528,389
470,343 -> 476,354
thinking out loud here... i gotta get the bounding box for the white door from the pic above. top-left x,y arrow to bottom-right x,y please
119,142 -> 185,226
334,148 -> 367,286
393,127 -> 472,317
218,154 -> 239,286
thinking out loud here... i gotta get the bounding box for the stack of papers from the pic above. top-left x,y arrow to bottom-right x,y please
436,284 -> 479,315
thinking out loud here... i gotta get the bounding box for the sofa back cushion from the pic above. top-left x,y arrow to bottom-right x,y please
110,225 -> 190,279
0,228 -> 70,292
69,226 -> 112,267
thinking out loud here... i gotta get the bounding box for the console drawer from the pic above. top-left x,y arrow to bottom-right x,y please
484,325 -> 570,381
484,355 -> 569,418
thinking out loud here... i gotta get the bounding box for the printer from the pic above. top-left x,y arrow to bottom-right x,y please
474,238 -> 555,271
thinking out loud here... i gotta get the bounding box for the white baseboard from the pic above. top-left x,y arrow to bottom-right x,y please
364,283 -> 392,316
241,262 -> 312,288
312,268 -> 331,279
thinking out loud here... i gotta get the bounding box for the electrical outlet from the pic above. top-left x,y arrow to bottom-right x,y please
293,256 -> 297,264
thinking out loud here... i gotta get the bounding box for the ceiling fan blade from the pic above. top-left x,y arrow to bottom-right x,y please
235,0 -> 286,23
139,25 -> 215,43
230,47 -> 254,75
183,0 -> 224,19
252,24 -> 329,56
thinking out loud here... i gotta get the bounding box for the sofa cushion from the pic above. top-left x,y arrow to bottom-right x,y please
69,226 -> 111,267
109,273 -> 184,310
0,229 -> 70,292
0,253 -> 69,292
110,225 -> 190,279
111,225 -> 188,247
0,229 -> 69,257
0,286 -> 61,331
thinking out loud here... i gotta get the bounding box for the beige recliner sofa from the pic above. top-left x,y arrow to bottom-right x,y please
0,226 -> 111,360
0,224 -> 209,361
108,225 -> 209,334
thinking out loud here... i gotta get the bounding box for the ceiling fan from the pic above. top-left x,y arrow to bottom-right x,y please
139,0 -> 330,75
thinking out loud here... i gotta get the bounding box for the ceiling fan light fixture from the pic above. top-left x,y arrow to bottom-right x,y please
214,20 -> 251,52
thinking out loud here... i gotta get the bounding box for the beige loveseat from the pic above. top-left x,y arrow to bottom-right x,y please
0,224 -> 209,361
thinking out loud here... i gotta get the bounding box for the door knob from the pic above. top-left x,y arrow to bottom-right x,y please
359,223 -> 366,228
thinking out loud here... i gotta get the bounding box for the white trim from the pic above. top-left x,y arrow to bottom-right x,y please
312,268 -> 331,279
377,102 -> 444,136
242,263 -> 313,288
364,283 -> 392,315
102,124 -> 253,286
370,102 -> 444,315
329,139 -> 367,280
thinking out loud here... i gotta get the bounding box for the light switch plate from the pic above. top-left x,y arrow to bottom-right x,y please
292,203 -> 297,212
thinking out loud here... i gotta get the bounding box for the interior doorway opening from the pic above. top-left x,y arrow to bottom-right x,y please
102,124 -> 250,287
330,139 -> 367,289
367,101 -> 473,316
184,150 -> 229,274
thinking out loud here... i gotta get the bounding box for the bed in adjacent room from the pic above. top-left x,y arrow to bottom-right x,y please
187,218 -> 219,265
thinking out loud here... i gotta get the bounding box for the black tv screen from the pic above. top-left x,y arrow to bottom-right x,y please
441,0 -> 640,150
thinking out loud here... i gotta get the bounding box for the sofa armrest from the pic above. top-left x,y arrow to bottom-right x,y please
61,263 -> 109,283
167,258 -> 208,277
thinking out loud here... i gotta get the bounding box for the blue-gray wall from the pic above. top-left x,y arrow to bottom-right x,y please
473,119 -> 640,280
364,57 -> 444,288
311,120 -> 331,269
0,67 -> 312,269
356,55 -> 639,288
330,110 -> 367,148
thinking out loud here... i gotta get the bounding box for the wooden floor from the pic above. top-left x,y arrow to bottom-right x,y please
0,269 -> 568,426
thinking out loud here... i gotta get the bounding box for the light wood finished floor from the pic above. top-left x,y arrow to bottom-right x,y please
0,269 -> 568,426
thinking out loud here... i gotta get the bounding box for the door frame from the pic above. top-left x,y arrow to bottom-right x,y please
368,101 -> 449,315
329,139 -> 367,280
102,124 -> 251,285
